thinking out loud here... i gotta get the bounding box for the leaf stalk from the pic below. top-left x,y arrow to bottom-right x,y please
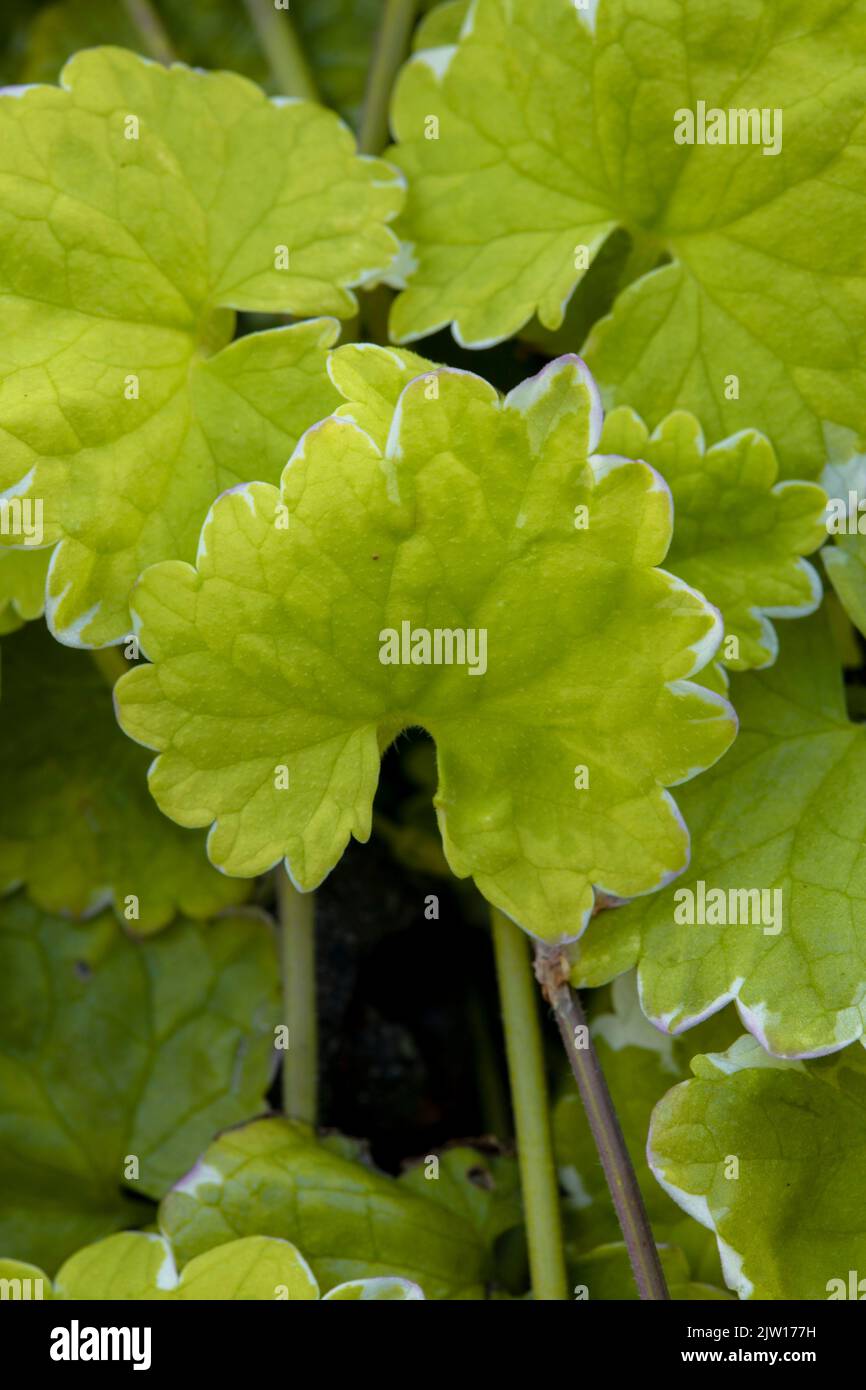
243,0 -> 318,101
534,944 -> 670,1301
122,0 -> 176,65
276,865 -> 318,1125
491,908 -> 569,1300
359,0 -> 419,155
90,646 -> 129,687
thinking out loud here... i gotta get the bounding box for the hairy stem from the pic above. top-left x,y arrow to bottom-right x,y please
90,646 -> 129,687
491,909 -> 568,1300
534,944 -> 670,1301
243,0 -> 318,101
276,866 -> 318,1124
359,0 -> 419,155
122,0 -> 176,64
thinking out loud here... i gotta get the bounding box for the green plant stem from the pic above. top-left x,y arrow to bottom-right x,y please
122,0 -> 176,64
276,865 -> 318,1124
534,944 -> 670,1301
491,908 -> 568,1300
359,0 -> 419,155
90,646 -> 129,687
243,0 -> 318,100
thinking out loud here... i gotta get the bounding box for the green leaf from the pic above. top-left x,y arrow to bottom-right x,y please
0,47 -> 404,646
398,1146 -> 522,1247
819,453 -> 866,635
568,609 -> 866,1057
570,1241 -> 732,1301
115,352 -> 735,943
598,408 -> 826,673
388,0 -> 866,479
55,1233 -> 319,1300
0,894 -> 279,1273
0,549 -> 50,635
414,1 -> 471,51
825,534 -> 866,638
159,1115 -> 488,1299
322,1276 -> 425,1300
0,623 -> 246,930
650,1035 -> 866,1298
19,1232 -> 426,1299
0,1257 -> 53,1299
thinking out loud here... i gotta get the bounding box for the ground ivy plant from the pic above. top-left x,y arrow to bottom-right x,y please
0,0 -> 863,1309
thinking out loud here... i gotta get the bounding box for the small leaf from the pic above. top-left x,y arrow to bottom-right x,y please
160,1115 -> 489,1298
568,610 -> 866,1057
116,352 -> 735,943
322,1276 -> 425,1300
0,895 -> 279,1272
0,624 -> 246,929
650,1036 -> 866,1299
0,47 -> 404,645
598,408 -> 826,672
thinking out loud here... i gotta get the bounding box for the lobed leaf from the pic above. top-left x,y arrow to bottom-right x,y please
388,0 -> 866,479
0,47 -> 404,646
568,610 -> 866,1057
116,351 -> 736,943
599,408 -> 826,673
160,1115 -> 487,1299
